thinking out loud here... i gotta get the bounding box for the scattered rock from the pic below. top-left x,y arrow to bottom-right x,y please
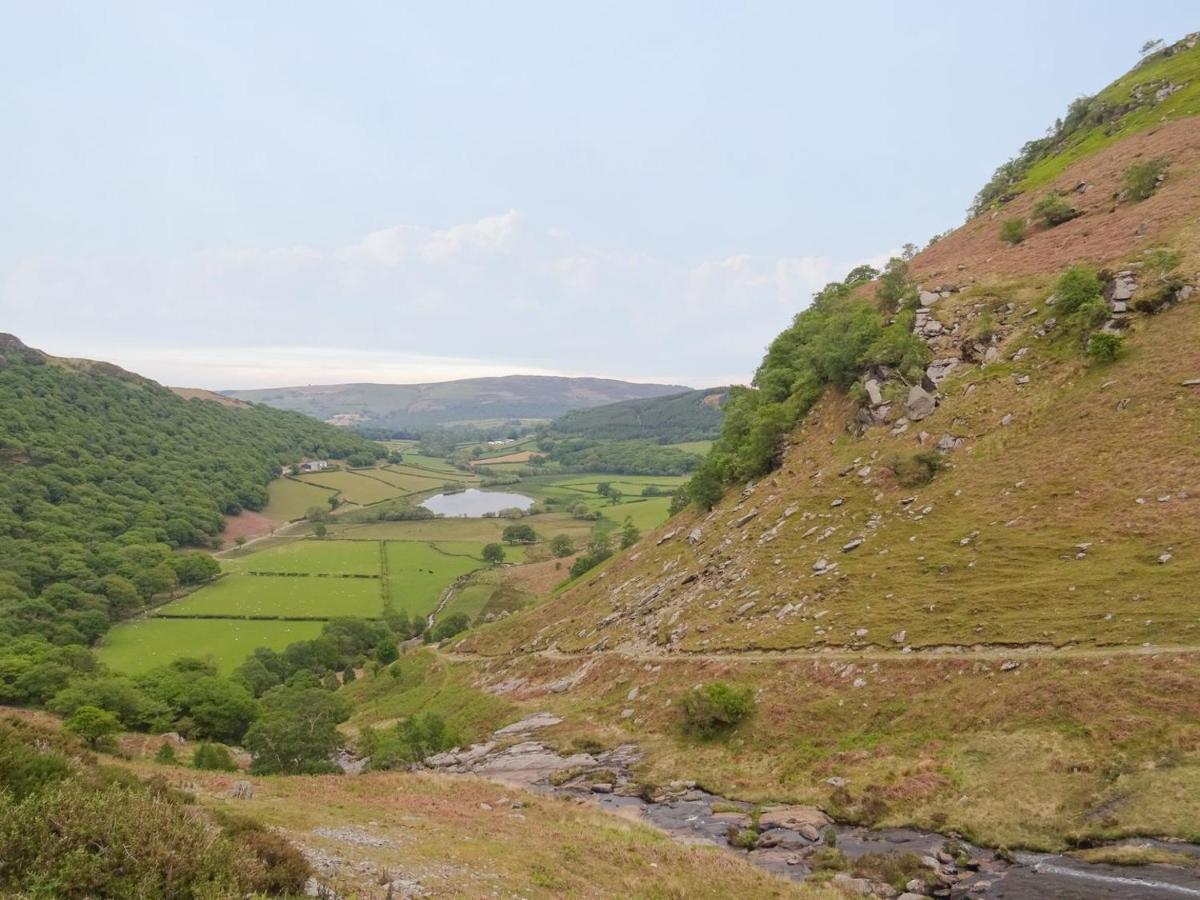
842,538 -> 864,553
494,712 -> 563,736
891,629 -> 907,644
1000,660 -> 1020,672
757,805 -> 831,831
919,290 -> 941,307
865,378 -> 884,406
906,385 -> 938,421
1159,552 -> 1173,565
686,527 -> 704,544
734,509 -> 759,528
229,780 -> 255,800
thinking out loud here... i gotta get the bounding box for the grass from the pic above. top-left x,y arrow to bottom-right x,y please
152,751 -> 821,898
222,539 -> 381,576
1072,845 -> 1200,870
162,574 -> 383,619
296,470 -> 406,505
97,617 -> 324,674
669,440 -> 715,456
385,542 -> 485,619
262,477 -> 335,522
602,496 -> 674,532
437,568 -> 535,625
328,511 -> 594,545
372,467 -> 460,493
1016,39 -> 1200,193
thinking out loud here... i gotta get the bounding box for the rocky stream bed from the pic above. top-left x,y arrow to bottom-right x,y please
420,712 -> 1200,899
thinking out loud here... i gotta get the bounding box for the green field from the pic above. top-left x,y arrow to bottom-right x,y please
262,477 -> 336,522
603,496 -> 674,532
372,467 -> 458,493
297,470 -> 405,505
386,542 -> 484,619
223,539 -> 380,576
97,618 -> 324,675
329,512 -> 593,545
162,574 -> 382,619
391,451 -> 462,474
667,440 -> 713,456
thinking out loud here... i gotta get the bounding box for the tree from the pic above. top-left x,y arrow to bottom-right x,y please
688,463 -> 724,511
620,517 -> 640,549
244,685 -> 350,775
481,543 -> 505,566
65,705 -> 120,748
549,534 -> 574,558
374,640 -> 399,665
501,523 -> 536,544
312,522 -> 328,539
595,482 -> 613,499
154,742 -> 177,764
606,487 -> 623,506
341,665 -> 356,685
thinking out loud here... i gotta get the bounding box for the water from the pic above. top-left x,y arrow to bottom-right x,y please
420,489 -> 534,517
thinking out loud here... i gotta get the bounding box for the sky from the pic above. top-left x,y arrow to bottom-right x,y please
2,2 -> 1196,389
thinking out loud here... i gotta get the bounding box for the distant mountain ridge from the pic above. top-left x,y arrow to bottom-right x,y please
223,375 -> 692,429
548,386 -> 728,443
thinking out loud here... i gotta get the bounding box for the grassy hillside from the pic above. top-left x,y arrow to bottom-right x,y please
223,375 -> 692,430
548,387 -> 728,442
446,35 -> 1200,853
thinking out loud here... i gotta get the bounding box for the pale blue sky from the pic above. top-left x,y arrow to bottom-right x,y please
2,2 -> 1196,388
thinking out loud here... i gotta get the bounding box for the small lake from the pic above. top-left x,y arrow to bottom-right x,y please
421,489 -> 534,518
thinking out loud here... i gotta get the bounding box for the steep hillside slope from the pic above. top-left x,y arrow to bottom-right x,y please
548,386 -> 727,442
223,375 -> 691,430
447,35 -> 1200,852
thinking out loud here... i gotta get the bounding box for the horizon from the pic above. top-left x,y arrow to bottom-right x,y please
3,3 -> 1197,389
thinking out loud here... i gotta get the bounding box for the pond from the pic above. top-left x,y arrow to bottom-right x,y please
421,489 -> 534,518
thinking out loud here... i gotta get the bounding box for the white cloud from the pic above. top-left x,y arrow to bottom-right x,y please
1,213 -> 891,389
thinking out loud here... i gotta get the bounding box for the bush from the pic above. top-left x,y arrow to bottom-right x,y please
890,451 -> 945,487
1055,266 -> 1103,316
192,742 -> 238,771
360,713 -> 457,769
1033,193 -> 1079,227
64,706 -> 120,749
1086,332 -> 1124,363
680,682 -> 754,737
1123,156 -> 1169,201
214,811 -> 313,895
548,534 -> 574,557
1000,217 -> 1027,244
481,542 -> 505,566
429,613 -> 469,643
153,743 -> 176,764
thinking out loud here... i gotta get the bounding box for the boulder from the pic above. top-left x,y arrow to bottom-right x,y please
925,358 -> 959,383
906,385 -> 937,422
734,509 -> 758,528
919,291 -> 941,307
865,378 -> 885,406
494,712 -> 563,736
757,805 -> 831,831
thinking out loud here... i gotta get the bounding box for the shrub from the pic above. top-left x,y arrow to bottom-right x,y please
890,451 -> 945,487
429,613 -> 469,643
1000,218 -> 1027,244
214,811 -> 313,895
359,713 -> 457,769
680,682 -> 754,737
153,743 -> 176,764
549,534 -> 574,557
192,742 -> 238,772
1055,266 -> 1103,316
1033,193 -> 1079,227
1086,332 -> 1124,363
1123,156 -> 1169,201
64,706 -> 120,749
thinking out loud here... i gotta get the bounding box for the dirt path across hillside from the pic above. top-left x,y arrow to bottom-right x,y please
441,641 -> 1200,665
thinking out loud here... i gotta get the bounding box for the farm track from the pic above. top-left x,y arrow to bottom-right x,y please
440,641 -> 1200,665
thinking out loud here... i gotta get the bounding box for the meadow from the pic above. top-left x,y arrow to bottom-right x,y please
385,542 -> 484,619
262,477 -> 336,521
162,574 -> 383,619
222,538 -> 380,575
297,469 -> 409,505
97,618 -> 324,674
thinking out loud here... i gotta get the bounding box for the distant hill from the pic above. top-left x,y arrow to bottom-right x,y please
548,387 -> 727,443
223,375 -> 692,430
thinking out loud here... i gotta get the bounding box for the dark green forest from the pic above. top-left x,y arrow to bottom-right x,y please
546,387 -> 726,443
0,337 -> 374,653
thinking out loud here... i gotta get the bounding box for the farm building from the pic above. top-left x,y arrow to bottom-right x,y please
298,458 -> 329,473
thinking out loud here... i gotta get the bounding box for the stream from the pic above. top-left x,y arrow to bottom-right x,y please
420,715 -> 1200,899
